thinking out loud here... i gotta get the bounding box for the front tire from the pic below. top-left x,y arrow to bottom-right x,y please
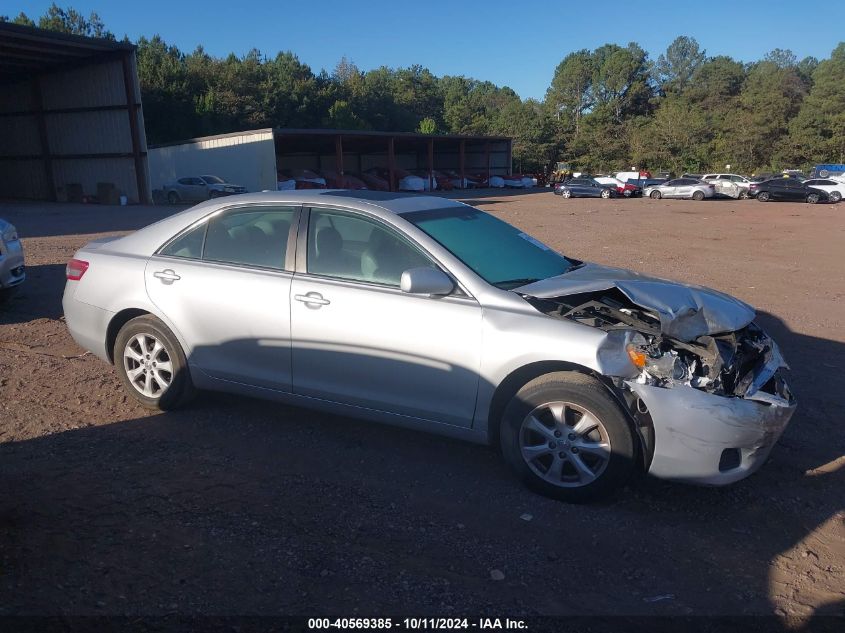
830,191 -> 842,203
650,190 -> 662,199
757,191 -> 770,202
167,191 -> 180,205
500,372 -> 636,502
806,193 -> 820,204
114,315 -> 196,410
600,189 -> 611,199
562,189 -> 572,199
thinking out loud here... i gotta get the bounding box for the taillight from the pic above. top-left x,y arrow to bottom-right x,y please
66,258 -> 89,280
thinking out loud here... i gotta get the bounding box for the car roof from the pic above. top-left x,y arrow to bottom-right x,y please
109,190 -> 471,257
199,189 -> 469,215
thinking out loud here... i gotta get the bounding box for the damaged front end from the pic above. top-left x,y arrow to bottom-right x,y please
524,288 -> 797,484
525,288 -> 792,404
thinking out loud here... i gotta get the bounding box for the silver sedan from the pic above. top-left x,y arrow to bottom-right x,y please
162,175 -> 247,204
645,178 -> 715,200
0,217 -> 25,300
62,191 -> 795,501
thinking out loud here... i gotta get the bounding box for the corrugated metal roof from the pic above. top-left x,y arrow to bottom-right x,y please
0,22 -> 134,85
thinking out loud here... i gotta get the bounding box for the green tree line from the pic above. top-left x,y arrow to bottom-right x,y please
4,5 -> 845,174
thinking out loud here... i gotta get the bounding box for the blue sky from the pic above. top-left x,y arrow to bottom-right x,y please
9,0 -> 843,99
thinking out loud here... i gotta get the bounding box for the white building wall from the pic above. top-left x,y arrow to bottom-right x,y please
148,130 -> 277,194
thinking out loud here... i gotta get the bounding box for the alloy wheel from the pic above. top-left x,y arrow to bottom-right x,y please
123,333 -> 173,398
519,401 -> 611,488
562,189 -> 572,198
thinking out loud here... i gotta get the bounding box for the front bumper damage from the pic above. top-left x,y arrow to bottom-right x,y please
519,267 -> 798,484
627,375 -> 795,484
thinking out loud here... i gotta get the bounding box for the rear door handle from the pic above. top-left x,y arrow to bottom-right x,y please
294,292 -> 330,308
153,269 -> 181,283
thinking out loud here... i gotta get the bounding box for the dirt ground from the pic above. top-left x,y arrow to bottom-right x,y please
0,191 -> 843,624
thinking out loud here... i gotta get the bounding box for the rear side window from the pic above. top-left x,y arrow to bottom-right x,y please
203,206 -> 295,270
160,223 -> 206,259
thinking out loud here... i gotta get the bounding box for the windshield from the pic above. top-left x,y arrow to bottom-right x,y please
405,207 -> 575,289
201,175 -> 225,184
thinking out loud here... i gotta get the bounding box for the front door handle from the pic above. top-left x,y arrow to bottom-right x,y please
294,292 -> 330,308
153,269 -> 181,283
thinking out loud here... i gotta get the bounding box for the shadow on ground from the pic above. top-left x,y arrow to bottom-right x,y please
0,307 -> 841,625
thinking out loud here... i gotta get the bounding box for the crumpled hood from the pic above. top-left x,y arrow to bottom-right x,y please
515,263 -> 756,342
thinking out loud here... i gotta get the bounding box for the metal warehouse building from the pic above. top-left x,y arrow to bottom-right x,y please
0,23 -> 150,203
148,128 -> 513,194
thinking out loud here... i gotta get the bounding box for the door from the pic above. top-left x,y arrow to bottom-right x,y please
290,207 -> 482,427
673,179 -> 695,198
768,180 -> 788,200
661,180 -> 679,197
145,205 -> 298,390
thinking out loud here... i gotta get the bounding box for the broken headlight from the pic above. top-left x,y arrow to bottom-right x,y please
626,336 -> 694,382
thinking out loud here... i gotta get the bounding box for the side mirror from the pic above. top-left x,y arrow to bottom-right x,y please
400,267 -> 454,296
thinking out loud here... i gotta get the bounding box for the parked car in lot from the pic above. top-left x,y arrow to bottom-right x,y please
0,217 -> 25,301
804,178 -> 845,203
163,175 -> 247,204
644,178 -> 715,200
749,178 -> 830,203
554,178 -> 617,199
63,191 -> 796,502
701,173 -> 753,199
593,177 -> 642,197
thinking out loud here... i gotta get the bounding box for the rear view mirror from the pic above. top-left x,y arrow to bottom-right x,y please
400,267 -> 454,296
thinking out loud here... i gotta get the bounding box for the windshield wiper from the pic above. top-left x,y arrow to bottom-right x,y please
493,277 -> 541,289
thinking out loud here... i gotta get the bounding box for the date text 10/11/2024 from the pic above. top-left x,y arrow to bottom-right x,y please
307,618 -> 528,630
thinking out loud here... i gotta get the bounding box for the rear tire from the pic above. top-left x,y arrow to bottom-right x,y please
114,315 -> 196,410
692,190 -> 705,201
830,191 -> 842,203
650,190 -> 662,199
500,372 -> 636,502
757,191 -> 770,202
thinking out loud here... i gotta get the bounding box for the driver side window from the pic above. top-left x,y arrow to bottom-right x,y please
306,209 -> 435,287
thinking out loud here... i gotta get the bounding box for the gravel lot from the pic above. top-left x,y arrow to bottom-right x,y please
0,192 -> 843,623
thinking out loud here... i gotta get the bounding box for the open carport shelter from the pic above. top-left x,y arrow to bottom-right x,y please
0,22 -> 150,203
148,128 -> 513,195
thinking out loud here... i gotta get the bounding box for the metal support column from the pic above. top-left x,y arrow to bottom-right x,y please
121,52 -> 149,204
427,138 -> 434,191
459,140 -> 466,189
388,137 -> 396,192
485,141 -> 491,186
335,135 -> 345,188
31,77 -> 56,201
